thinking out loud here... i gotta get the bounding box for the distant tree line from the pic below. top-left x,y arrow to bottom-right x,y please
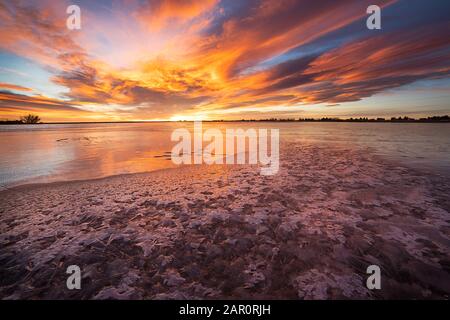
205,115 -> 450,122
230,115 -> 450,122
0,114 -> 41,124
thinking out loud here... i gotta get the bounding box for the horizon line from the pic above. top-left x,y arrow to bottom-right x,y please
1,115 -> 449,125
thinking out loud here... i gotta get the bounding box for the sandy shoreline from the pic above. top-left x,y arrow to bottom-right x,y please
1,141 -> 449,299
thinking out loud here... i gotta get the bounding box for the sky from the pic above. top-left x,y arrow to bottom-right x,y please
0,0 -> 449,122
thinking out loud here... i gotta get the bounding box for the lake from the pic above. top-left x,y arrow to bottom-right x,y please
1,122 -> 449,188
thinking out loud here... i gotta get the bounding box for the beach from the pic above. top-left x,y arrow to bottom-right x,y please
1,140 -> 449,299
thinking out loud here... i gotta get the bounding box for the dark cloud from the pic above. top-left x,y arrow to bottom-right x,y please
0,90 -> 87,112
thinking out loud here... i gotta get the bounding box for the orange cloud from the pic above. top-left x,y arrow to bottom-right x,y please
0,1 -> 83,70
300,22 -> 450,103
136,0 -> 217,30
0,82 -> 32,92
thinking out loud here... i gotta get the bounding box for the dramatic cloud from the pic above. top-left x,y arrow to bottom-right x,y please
136,0 -> 218,30
0,82 -> 32,92
0,0 -> 84,69
0,0 -> 449,121
253,22 -> 450,104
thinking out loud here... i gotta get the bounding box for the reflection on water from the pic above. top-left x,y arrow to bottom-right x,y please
0,122 -> 449,187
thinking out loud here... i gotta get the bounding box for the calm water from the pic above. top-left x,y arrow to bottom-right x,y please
0,122 -> 449,188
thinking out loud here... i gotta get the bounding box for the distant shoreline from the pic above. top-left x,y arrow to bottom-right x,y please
1,116 -> 450,125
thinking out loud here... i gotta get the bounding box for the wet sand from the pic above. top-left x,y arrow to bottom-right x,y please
1,141 -> 449,299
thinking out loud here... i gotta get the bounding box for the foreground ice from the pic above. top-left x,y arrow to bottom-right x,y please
0,142 -> 449,299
